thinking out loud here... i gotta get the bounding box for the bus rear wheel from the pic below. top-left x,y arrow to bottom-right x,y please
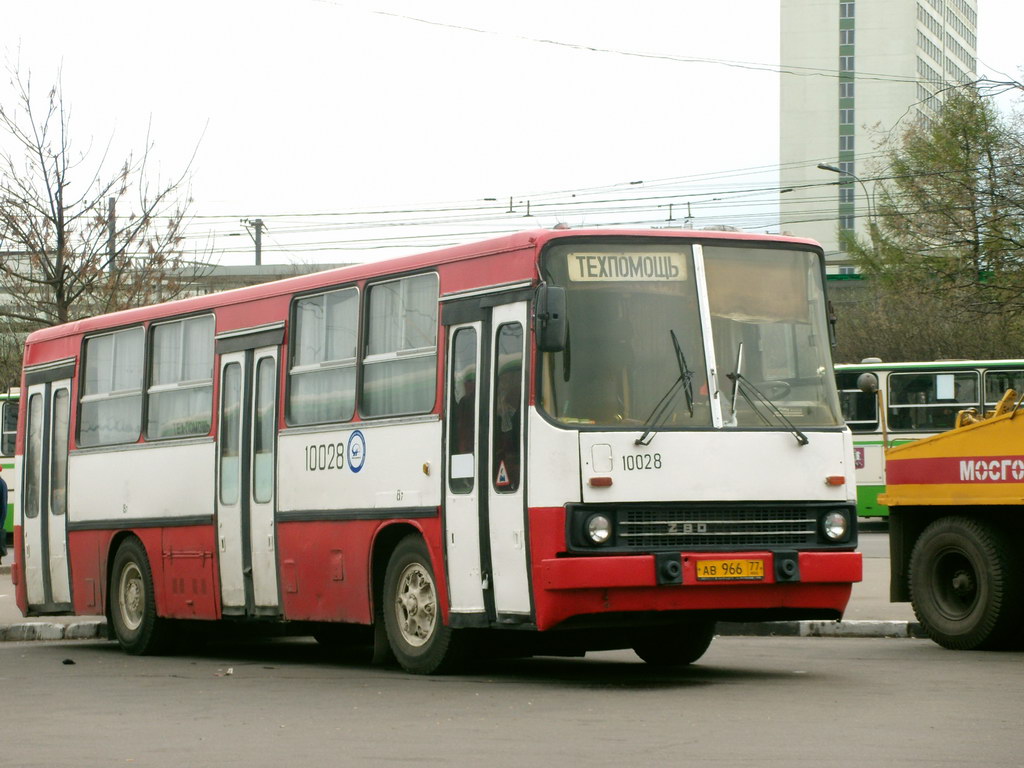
109,537 -> 170,655
382,535 -> 463,674
909,516 -> 1021,650
632,620 -> 716,666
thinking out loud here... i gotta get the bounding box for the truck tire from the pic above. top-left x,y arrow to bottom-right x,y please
909,516 -> 1021,650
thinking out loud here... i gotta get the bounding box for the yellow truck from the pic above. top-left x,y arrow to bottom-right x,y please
880,390 -> 1024,649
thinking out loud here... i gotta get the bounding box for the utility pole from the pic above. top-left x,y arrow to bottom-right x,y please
243,218 -> 265,266
107,197 -> 116,273
254,218 -> 263,266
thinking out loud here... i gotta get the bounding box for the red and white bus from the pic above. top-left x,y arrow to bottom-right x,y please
12,229 -> 861,673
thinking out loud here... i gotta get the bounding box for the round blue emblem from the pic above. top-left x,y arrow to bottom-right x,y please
347,430 -> 366,473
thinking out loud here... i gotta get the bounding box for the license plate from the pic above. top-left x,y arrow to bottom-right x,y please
695,559 -> 765,581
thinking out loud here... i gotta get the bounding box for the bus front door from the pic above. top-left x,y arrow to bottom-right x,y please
22,378 -> 72,613
443,299 -> 531,625
486,301 -> 531,619
216,346 -> 281,617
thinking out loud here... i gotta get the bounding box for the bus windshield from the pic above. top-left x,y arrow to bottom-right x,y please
538,240 -> 842,429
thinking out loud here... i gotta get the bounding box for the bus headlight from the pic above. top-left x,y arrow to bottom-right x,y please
586,514 -> 613,545
822,510 -> 849,541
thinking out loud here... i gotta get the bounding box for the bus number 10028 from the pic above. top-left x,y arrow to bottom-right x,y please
622,453 -> 662,471
305,443 -> 345,471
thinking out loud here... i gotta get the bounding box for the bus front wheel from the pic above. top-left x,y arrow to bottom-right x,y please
109,537 -> 170,655
382,535 -> 463,674
909,516 -> 1022,650
632,620 -> 716,666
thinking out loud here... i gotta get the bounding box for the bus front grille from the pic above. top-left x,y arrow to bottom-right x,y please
618,506 -> 818,549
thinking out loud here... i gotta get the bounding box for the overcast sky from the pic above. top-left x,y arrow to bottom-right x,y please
2,0 -> 1022,265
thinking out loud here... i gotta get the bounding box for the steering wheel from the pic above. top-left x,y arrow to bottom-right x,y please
759,380 -> 791,399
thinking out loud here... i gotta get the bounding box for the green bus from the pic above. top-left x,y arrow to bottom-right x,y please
1,391 -> 16,536
835,359 -> 1024,517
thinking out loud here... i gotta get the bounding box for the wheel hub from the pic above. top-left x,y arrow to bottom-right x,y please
394,564 -> 437,648
118,562 -> 145,631
951,569 -> 975,597
933,550 -> 979,619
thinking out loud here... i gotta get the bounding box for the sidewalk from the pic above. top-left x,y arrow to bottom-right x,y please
0,532 -> 925,642
0,558 -> 107,641
718,552 -> 926,639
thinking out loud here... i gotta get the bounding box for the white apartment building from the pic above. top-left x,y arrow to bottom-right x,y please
779,0 -> 977,268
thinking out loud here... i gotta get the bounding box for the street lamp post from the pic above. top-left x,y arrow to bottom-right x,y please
817,162 -> 877,239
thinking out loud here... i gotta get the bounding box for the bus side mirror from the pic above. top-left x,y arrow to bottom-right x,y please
535,285 -> 567,352
857,372 -> 879,394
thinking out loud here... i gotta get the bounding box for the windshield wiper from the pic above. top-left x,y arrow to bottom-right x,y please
725,370 -> 809,446
670,329 -> 695,418
729,342 -> 744,423
636,330 -> 694,446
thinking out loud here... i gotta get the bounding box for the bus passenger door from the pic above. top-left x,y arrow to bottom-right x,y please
443,323 -> 485,615
22,377 -> 72,613
217,345 -> 281,617
486,301 -> 531,619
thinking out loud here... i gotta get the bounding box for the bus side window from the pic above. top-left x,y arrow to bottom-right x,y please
888,371 -> 980,431
288,286 -> 358,425
362,274 -> 439,418
984,369 -> 1024,408
0,400 -> 16,456
836,372 -> 878,431
147,315 -> 215,439
79,327 -> 144,447
888,373 -> 937,431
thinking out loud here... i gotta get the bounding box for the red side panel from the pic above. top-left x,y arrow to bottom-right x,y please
158,526 -> 220,620
13,525 -> 25,611
66,530 -> 110,616
275,518 -> 446,625
64,527 -> 220,620
276,520 -> 376,624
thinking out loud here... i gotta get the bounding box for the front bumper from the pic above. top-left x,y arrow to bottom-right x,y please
533,549 -> 862,631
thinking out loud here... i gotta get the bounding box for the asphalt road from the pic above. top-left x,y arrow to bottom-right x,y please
3,635 -> 1021,767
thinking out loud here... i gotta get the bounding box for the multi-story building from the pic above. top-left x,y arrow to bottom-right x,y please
779,0 -> 977,269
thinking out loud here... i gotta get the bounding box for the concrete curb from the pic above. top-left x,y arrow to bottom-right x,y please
0,618 -> 929,642
1,564 -> 108,641
717,620 -> 929,639
0,620 -> 106,642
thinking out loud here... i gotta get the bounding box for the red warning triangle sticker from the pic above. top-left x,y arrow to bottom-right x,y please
496,460 -> 510,487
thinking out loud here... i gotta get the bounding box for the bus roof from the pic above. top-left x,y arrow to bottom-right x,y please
24,227 -> 823,346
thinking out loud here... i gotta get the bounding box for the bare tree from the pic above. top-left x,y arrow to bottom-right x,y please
0,65 -> 206,387
831,278 -> 1024,364
0,332 -> 20,392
